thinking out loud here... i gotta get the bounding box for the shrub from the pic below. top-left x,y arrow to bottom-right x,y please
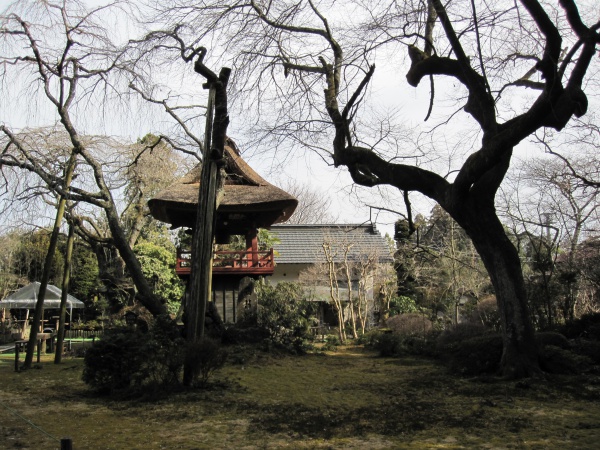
356,330 -> 377,346
255,281 -> 316,353
441,334 -> 503,376
82,328 -> 149,394
400,335 -> 436,356
435,323 -> 490,353
144,315 -> 186,385
82,316 -> 188,394
375,332 -> 403,356
435,325 -> 502,375
221,326 -> 269,345
571,340 -> 600,364
539,345 -> 592,374
362,313 -> 436,355
536,331 -> 570,350
321,334 -> 341,352
385,313 -> 433,337
557,312 -> 600,340
364,330 -> 435,357
388,296 -> 420,316
184,338 -> 228,386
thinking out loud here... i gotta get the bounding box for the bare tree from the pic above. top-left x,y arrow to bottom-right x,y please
501,155 -> 600,323
300,227 -> 389,340
278,179 -> 338,224
320,241 -> 348,342
150,0 -> 599,377
374,261 -> 398,324
354,250 -> 380,334
413,205 -> 489,324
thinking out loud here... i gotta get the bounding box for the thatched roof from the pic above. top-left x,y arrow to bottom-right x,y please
148,139 -> 297,233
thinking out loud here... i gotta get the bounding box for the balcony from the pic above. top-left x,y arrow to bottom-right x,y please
176,249 -> 275,277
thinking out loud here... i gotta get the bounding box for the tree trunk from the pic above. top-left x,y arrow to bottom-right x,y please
23,153 -> 77,369
456,203 -> 540,378
55,222 -> 75,364
103,204 -> 167,316
344,257 -> 358,339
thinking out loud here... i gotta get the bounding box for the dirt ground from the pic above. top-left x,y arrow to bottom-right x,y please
0,345 -> 599,449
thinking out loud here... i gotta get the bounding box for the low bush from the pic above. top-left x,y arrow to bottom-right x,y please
82,315 -> 228,394
144,315 -> 186,385
437,328 -> 591,376
434,324 -> 502,375
385,313 -> 433,337
356,330 -> 379,346
375,332 -> 403,356
535,331 -> 570,350
321,334 -> 341,352
557,312 -> 600,340
538,345 -> 592,375
364,330 -> 435,357
255,281 -> 317,354
184,338 -> 228,386
82,328 -> 149,394
469,296 -> 501,331
400,335 -> 436,356
388,296 -> 420,316
221,326 -> 269,345
441,334 -> 504,376
571,340 -> 600,364
435,323 -> 491,354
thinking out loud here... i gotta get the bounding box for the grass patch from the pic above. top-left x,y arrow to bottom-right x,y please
0,346 -> 599,448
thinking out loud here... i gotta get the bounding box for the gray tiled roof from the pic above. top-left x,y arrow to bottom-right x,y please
271,224 -> 394,264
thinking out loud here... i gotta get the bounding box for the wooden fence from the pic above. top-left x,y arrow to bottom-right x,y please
64,329 -> 104,339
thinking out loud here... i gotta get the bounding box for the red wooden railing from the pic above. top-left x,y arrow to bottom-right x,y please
176,249 -> 274,276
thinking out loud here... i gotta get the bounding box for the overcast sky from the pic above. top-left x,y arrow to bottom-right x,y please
2,0 -> 596,241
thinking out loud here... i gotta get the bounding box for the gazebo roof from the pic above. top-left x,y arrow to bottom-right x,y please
148,138 -> 297,233
0,282 -> 84,309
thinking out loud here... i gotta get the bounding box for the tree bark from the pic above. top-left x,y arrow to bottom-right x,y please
454,201 -> 540,378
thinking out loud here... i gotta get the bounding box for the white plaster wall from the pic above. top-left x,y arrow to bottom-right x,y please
270,263 -> 310,284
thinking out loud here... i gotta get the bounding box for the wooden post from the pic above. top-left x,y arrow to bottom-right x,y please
246,229 -> 259,268
37,339 -> 41,363
60,438 -> 73,450
14,342 -> 19,372
183,52 -> 231,386
186,86 -> 215,345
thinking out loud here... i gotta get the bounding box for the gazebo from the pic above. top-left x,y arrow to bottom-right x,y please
0,282 -> 84,313
0,282 -> 85,338
148,138 -> 297,321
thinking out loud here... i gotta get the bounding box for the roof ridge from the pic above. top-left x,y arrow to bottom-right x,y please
271,223 -> 371,227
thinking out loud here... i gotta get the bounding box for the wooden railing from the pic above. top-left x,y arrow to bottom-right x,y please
176,249 -> 275,276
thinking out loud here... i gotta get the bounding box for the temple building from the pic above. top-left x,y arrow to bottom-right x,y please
148,138 -> 297,322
